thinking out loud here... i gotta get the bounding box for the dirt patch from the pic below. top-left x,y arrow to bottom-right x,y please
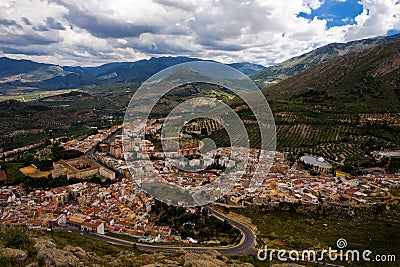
20,165 -> 50,178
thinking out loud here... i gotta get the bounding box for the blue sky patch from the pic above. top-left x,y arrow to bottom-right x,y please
298,0 -> 363,28
386,29 -> 400,36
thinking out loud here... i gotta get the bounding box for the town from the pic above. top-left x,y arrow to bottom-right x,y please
1,121 -> 399,245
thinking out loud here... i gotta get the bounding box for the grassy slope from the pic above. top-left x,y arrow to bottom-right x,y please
251,33 -> 400,85
232,208 -> 400,267
262,41 -> 400,113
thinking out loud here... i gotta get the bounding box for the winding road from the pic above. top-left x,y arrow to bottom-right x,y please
59,205 -> 257,256
55,208 -> 345,266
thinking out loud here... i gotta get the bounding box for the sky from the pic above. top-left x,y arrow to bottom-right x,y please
0,0 -> 399,66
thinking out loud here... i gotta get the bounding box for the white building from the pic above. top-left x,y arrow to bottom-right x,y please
81,220 -> 105,235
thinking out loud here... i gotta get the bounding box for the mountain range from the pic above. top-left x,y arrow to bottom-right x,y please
1,32 -> 399,111
0,56 -> 265,93
251,33 -> 400,87
1,33 -> 400,157
262,39 -> 400,112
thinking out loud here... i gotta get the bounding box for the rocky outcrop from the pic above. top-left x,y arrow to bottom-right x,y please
33,238 -> 79,267
1,247 -> 28,262
2,231 -> 255,266
63,244 -> 99,261
184,250 -> 226,267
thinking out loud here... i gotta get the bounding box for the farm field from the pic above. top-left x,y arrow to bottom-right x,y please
209,102 -> 400,170
0,89 -> 80,102
19,165 -> 51,178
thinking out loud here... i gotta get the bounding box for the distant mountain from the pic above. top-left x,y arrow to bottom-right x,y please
66,57 -> 265,81
0,57 -> 68,83
66,56 -> 206,83
226,62 -> 265,75
0,56 -> 264,93
0,57 -> 52,78
262,40 -> 400,112
252,33 -> 400,87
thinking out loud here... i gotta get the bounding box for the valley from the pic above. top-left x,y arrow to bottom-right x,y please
1,31 -> 400,267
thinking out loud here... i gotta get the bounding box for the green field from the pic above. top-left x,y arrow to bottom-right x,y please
231,207 -> 400,267
0,89 -> 80,102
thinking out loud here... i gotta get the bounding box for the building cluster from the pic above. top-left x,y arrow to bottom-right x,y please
2,120 -> 399,245
94,132 -> 155,177
360,113 -> 400,126
224,153 -> 399,207
0,180 -> 182,243
95,122 -> 399,209
123,144 -> 275,201
372,150 -> 400,160
0,142 -> 44,158
60,124 -> 122,153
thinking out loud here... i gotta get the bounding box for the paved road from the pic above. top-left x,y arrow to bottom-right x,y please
128,206 -> 257,256
204,206 -> 257,255
55,206 -> 257,256
53,212 -> 343,266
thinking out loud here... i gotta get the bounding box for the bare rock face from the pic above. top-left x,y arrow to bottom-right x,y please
1,247 -> 28,262
64,244 -> 96,260
19,235 -> 254,266
33,238 -> 80,267
184,251 -> 226,267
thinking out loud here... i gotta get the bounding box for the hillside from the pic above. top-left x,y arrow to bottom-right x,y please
0,57 -> 56,79
0,56 -> 264,93
0,227 -> 252,267
262,40 -> 400,112
0,80 -> 237,151
218,40 -> 400,169
252,33 -> 400,87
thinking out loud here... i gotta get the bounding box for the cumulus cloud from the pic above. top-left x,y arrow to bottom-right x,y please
344,0 -> 400,40
0,0 -> 398,66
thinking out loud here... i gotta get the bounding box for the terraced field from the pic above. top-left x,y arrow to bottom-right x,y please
209,107 -> 400,167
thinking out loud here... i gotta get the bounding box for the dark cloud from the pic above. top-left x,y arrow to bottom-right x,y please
0,46 -> 51,56
51,1 -> 159,38
45,17 -> 66,30
32,17 -> 66,32
119,36 -> 192,55
67,13 -> 159,38
71,17 -> 158,38
0,19 -> 21,28
0,33 -> 61,46
21,17 -> 32,26
199,40 -> 245,51
33,25 -> 50,32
